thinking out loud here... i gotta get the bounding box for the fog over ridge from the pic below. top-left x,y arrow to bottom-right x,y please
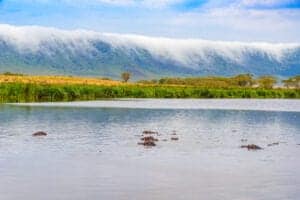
1,24 -> 299,69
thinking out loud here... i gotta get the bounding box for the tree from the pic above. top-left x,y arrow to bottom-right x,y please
257,76 -> 277,89
282,75 -> 300,89
121,72 -> 131,82
233,74 -> 254,87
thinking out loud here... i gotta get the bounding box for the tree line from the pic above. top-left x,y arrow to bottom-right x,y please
3,71 -> 299,89
137,74 -> 300,89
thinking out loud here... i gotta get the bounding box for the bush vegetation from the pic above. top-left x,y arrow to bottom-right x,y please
138,74 -> 283,88
0,82 -> 299,103
0,73 -> 299,103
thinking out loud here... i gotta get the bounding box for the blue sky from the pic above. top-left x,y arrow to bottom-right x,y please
0,0 -> 300,42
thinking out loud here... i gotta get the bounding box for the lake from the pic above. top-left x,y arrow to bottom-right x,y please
1,99 -> 300,200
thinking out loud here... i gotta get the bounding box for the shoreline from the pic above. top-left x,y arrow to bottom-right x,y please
6,99 -> 300,113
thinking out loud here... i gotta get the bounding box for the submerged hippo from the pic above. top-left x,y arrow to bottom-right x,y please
32,131 -> 47,137
138,136 -> 158,147
241,144 -> 262,150
138,141 -> 156,147
267,142 -> 279,147
142,130 -> 158,135
141,136 -> 159,142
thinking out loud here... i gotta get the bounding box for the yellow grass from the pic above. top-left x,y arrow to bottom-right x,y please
0,74 -> 125,86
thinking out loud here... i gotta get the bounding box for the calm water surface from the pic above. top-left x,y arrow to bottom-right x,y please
1,99 -> 300,200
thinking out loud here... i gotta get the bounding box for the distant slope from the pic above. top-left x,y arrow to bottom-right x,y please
0,24 -> 299,79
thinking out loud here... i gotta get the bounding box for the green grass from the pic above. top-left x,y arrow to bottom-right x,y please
0,82 -> 300,103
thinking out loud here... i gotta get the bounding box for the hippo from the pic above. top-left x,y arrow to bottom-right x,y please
241,144 -> 262,150
32,131 -> 47,137
141,136 -> 159,142
171,137 -> 179,141
142,130 -> 158,135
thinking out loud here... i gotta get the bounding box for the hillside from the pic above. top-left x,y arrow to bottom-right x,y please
0,24 -> 300,79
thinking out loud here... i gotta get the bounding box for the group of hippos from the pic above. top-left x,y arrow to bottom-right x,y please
32,130 -> 292,150
138,130 -> 179,147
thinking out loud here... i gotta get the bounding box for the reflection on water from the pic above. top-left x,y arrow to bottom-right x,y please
12,99 -> 300,112
0,100 -> 300,200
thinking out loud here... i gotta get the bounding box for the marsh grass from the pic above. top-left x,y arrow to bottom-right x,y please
1,74 -> 299,102
0,82 -> 299,103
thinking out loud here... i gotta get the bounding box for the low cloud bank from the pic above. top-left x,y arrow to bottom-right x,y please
0,24 -> 299,69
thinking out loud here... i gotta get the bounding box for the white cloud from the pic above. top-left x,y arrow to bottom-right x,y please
0,24 -> 298,69
169,0 -> 300,42
3,0 -> 300,42
240,0 -> 296,7
30,0 -> 184,7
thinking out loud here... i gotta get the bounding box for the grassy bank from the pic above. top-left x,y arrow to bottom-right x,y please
0,74 -> 122,86
1,82 -> 299,103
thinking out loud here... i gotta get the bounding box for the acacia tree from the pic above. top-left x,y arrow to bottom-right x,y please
121,72 -> 131,82
282,76 -> 300,89
233,74 -> 254,87
257,76 -> 277,89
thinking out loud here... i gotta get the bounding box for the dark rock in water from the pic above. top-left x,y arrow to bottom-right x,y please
241,144 -> 262,150
171,137 -> 179,141
138,141 -> 156,147
232,130 -> 238,133
267,142 -> 279,147
32,131 -> 47,137
143,130 -> 158,135
171,131 -> 177,135
241,139 -> 248,142
162,139 -> 168,142
141,136 -> 159,142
